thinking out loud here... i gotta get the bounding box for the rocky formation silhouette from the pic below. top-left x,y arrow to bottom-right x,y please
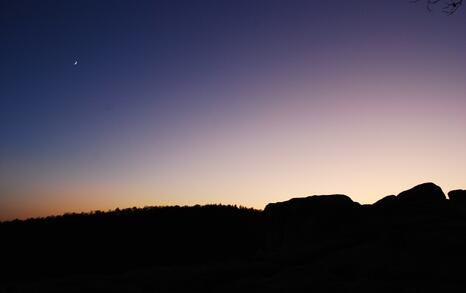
2,182 -> 466,292
397,182 -> 446,203
448,189 -> 466,202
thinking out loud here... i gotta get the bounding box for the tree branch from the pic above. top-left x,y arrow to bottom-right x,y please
412,0 -> 463,14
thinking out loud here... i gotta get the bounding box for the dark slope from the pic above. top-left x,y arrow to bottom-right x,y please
2,182 -> 466,292
0,205 -> 262,280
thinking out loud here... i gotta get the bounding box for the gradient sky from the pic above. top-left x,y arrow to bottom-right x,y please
1,0 -> 466,220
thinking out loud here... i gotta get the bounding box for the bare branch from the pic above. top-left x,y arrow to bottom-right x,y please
412,0 -> 463,14
443,0 -> 463,15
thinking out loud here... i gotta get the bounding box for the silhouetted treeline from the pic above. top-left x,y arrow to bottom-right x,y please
3,183 -> 466,292
0,205 -> 262,280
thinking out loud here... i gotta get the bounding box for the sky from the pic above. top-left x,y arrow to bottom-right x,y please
1,0 -> 466,220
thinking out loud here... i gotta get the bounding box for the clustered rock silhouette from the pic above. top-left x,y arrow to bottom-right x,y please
1,182 -> 466,292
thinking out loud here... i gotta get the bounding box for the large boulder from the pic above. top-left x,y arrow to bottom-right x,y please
373,195 -> 397,208
396,182 -> 446,203
263,195 -> 361,252
448,189 -> 466,202
264,194 -> 357,216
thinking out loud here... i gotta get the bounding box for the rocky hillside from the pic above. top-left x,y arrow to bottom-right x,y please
2,182 -> 466,292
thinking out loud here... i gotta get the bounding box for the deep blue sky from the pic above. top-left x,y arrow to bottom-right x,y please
1,0 -> 466,219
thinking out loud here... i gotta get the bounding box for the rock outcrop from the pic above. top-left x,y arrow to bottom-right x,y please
448,189 -> 466,202
263,183 -> 451,254
264,194 -> 357,215
396,182 -> 446,203
373,194 -> 397,208
263,194 -> 362,253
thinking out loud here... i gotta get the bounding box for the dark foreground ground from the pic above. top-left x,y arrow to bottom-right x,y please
2,182 -> 466,292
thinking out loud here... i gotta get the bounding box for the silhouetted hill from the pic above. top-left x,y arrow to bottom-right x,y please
263,194 -> 363,256
449,189 -> 466,202
0,205 -> 262,281
397,182 -> 446,203
2,182 -> 466,292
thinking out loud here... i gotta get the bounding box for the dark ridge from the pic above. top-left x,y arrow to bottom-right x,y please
264,194 -> 356,214
448,189 -> 466,202
2,182 -> 466,292
396,182 -> 446,203
373,194 -> 397,207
